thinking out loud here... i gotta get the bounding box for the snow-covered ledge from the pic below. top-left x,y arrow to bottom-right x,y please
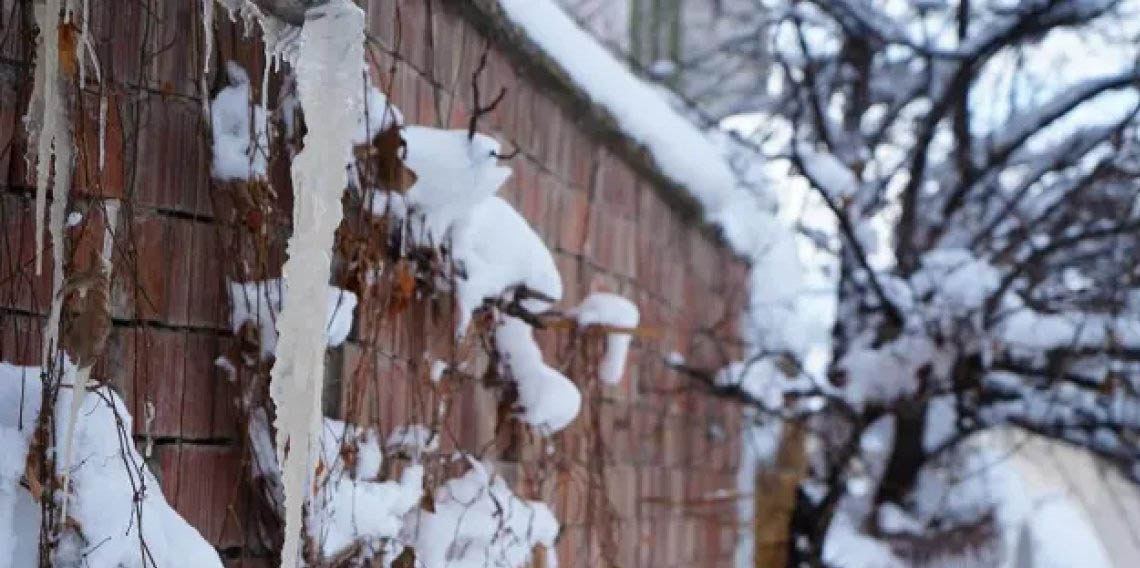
454,0 -> 749,251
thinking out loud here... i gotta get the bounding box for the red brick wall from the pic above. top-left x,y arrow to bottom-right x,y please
0,1 -> 750,566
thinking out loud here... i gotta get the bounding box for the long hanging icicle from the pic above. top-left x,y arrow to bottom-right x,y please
200,0 -> 214,118
27,0 -> 63,277
57,200 -> 118,525
272,2 -> 364,566
26,0 -> 76,381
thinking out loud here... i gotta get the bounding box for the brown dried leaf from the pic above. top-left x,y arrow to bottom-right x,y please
22,457 -> 42,502
58,22 -> 79,78
375,125 -> 417,193
391,546 -> 417,568
419,487 -> 436,513
390,259 -> 416,315
775,354 -> 800,378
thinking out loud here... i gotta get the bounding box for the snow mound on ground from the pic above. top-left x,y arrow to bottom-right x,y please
0,361 -> 223,567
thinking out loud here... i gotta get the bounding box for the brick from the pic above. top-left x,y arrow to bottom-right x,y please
158,443 -> 249,548
149,0 -> 203,97
131,327 -> 187,438
181,332 -> 239,439
135,98 -> 212,217
397,0 -> 429,74
428,8 -> 464,89
0,192 -> 54,315
557,187 -> 589,256
186,220 -> 227,329
74,92 -> 126,199
0,310 -> 42,366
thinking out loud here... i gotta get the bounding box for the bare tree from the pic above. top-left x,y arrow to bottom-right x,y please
667,1 -> 1140,566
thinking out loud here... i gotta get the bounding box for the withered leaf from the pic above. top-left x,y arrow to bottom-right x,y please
775,354 -> 800,378
391,546 -> 417,568
389,259 -> 416,315
22,456 -> 43,502
58,22 -> 79,78
374,125 -> 417,193
419,487 -> 436,513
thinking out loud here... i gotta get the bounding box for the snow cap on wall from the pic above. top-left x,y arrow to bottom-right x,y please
494,0 -> 749,240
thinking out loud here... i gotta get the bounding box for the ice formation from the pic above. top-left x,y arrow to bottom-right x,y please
269,2 -> 365,565
58,200 -> 119,524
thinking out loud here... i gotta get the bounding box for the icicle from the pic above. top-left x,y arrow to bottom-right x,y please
201,0 -> 214,118
97,93 -> 106,171
271,2 -> 364,566
27,0 -> 63,276
202,0 -> 214,74
58,199 -> 118,524
76,2 -> 101,89
26,0 -> 77,396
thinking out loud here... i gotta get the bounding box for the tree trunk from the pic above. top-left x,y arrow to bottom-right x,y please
873,400 -> 928,509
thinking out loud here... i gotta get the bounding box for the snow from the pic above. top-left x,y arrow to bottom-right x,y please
227,279 -> 358,360
572,292 -> 639,385
270,2 -> 365,565
0,360 -> 223,567
495,316 -> 581,433
309,419 -> 422,562
911,249 -> 1000,313
404,457 -> 559,568
823,514 -> 902,568
395,126 -> 564,335
1015,498 -> 1112,568
209,62 -> 269,181
354,79 -> 402,146
496,0 -> 741,218
715,358 -> 788,411
313,464 -> 423,561
450,196 -> 563,334
923,394 -> 957,452
401,126 -> 512,246
834,335 -> 942,408
997,308 -> 1140,352
385,423 -> 439,458
798,144 -> 860,200
429,359 -> 448,383
877,503 -> 924,536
